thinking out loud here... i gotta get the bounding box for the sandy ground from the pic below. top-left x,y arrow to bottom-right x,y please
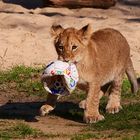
0,1 -> 139,73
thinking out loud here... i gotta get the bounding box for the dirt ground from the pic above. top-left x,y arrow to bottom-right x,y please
0,1 -> 140,139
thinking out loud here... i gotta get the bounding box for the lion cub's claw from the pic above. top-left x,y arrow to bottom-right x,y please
84,114 -> 105,123
40,105 -> 54,116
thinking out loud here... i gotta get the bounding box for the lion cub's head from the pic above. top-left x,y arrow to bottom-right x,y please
51,24 -> 93,63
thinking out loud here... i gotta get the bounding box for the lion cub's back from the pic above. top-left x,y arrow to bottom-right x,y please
91,28 -> 130,62
92,28 -> 130,50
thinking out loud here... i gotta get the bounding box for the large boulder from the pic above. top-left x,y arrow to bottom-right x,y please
43,0 -> 116,9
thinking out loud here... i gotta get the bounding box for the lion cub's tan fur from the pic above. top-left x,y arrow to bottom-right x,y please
40,24 -> 139,123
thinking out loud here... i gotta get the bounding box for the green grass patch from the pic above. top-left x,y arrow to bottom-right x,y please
0,122 -> 45,139
122,134 -> 140,140
71,133 -> 102,140
0,65 -> 47,97
0,121 -> 62,140
122,79 -> 131,94
122,79 -> 140,100
86,103 -> 140,131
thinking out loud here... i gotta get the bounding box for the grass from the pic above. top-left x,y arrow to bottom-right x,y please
71,133 -> 103,140
0,65 -> 47,98
0,66 -> 140,140
71,133 -> 140,140
122,135 -> 140,140
0,122 -> 46,139
89,103 -> 140,131
0,120 -> 64,140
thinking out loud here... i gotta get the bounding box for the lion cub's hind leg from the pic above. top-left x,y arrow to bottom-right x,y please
40,93 -> 59,116
106,74 -> 123,114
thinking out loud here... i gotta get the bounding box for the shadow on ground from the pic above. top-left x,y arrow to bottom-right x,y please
124,18 -> 140,23
0,101 -> 83,122
0,78 -> 139,123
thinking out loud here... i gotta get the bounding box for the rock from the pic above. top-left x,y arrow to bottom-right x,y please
43,0 -> 116,9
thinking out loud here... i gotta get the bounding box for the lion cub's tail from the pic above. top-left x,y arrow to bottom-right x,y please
126,58 -> 139,93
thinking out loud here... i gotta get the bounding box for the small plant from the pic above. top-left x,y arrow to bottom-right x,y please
122,79 -> 131,94
0,123 -> 45,139
12,123 -> 40,138
71,133 -> 102,140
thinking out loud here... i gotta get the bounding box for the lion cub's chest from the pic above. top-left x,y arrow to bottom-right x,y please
76,62 -> 95,83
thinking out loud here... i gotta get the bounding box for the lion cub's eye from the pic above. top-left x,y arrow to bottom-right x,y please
58,45 -> 63,51
72,45 -> 78,51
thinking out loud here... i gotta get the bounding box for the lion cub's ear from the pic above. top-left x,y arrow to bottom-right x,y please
78,24 -> 93,39
51,25 -> 64,37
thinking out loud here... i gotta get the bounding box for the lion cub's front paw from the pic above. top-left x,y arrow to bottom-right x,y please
84,113 -> 104,123
79,100 -> 86,109
106,102 -> 122,114
40,105 -> 54,116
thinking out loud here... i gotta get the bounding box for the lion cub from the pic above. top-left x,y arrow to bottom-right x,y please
40,24 -> 139,123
